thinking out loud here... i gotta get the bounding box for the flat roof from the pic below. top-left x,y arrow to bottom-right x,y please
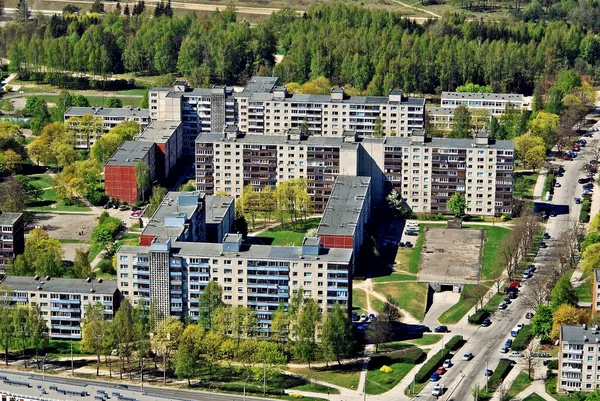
245,92 -> 425,106
0,212 -> 22,226
441,92 -> 524,102
243,76 -> 279,93
141,191 -> 203,239
196,132 -> 346,147
119,241 -> 353,263
205,195 -> 234,225
317,176 -> 370,237
64,106 -> 149,118
561,325 -> 600,344
105,141 -> 154,167
137,121 -> 181,143
2,276 -> 117,295
426,106 -> 456,116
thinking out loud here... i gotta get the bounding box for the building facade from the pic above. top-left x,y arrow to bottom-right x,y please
426,106 -> 494,132
440,92 -> 525,116
136,121 -> 183,181
0,212 -> 24,274
205,195 -> 235,243
64,107 -> 149,149
104,141 -> 156,204
116,236 -> 352,335
196,127 -> 514,216
558,325 -> 600,392
1,276 -> 120,340
593,269 -> 600,315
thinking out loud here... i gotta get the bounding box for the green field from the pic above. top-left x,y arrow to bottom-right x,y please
288,365 -> 361,389
372,282 -> 428,321
26,188 -> 91,212
352,288 -> 367,315
513,172 -> 539,199
523,394 -> 546,401
505,371 -> 533,400
36,94 -> 143,108
290,382 -> 340,395
257,219 -> 320,246
366,347 -> 425,395
438,284 -> 490,325
474,225 -> 511,280
29,174 -> 54,189
372,272 -> 417,283
395,225 -> 426,274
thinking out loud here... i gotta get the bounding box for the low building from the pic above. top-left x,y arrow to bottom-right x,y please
0,276 -> 120,340
104,141 -> 156,204
440,92 -> 525,116
558,324 -> 600,392
317,176 -> 370,269
116,235 -> 352,334
426,106 -> 493,132
139,191 -> 207,246
64,107 -> 150,149
205,195 -> 235,243
0,211 -> 24,274
136,121 -> 183,181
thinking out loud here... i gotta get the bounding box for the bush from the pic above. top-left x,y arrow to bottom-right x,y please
511,325 -> 533,351
543,173 -> 555,196
191,381 -> 285,395
468,309 -> 490,325
547,359 -> 558,370
370,347 -> 425,368
488,359 -> 513,390
88,190 -> 108,206
580,198 -> 591,223
414,348 -> 451,383
444,335 -> 464,351
97,258 -> 115,275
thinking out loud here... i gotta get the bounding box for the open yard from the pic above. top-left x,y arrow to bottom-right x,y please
26,188 -> 91,212
372,282 -> 428,321
513,172 -> 539,199
366,347 -> 425,395
352,288 -> 368,315
256,218 -> 320,246
505,371 -> 533,400
437,283 -> 490,325
288,364 -> 361,389
476,225 -> 511,280
372,272 -> 417,283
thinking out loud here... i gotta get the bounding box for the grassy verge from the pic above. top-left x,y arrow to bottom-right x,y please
574,274 -> 593,302
438,284 -> 490,325
395,226 -> 425,274
257,219 -> 320,246
372,282 -> 428,321
26,188 -> 91,212
476,225 -> 511,280
513,172 -> 538,199
58,239 -> 89,244
505,371 -> 533,400
372,273 -> 417,282
290,382 -> 340,395
288,365 -> 361,389
543,172 -> 555,197
352,288 -> 367,315
28,174 -> 54,189
379,335 -> 442,352
523,394 -> 546,401
366,347 -> 425,395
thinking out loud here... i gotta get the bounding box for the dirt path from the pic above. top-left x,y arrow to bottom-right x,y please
353,279 -> 420,324
391,0 -> 440,18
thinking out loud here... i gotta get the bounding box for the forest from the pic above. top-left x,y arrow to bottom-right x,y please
0,3 -> 599,96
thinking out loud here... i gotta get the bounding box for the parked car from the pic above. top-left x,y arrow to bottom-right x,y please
579,177 -> 592,184
498,301 -> 508,310
575,197 -> 582,204
443,359 -> 452,368
554,182 -> 561,188
368,314 -> 376,322
405,230 -> 418,236
500,347 -> 509,353
508,291 -> 518,299
398,242 -> 405,248
528,264 -> 537,272
430,372 -> 440,382
485,369 -> 493,377
360,314 -> 367,322
352,312 -> 359,321
505,339 -> 513,348
432,384 -> 444,396
481,318 -> 491,327
130,211 -> 142,219
435,367 -> 446,375
103,203 -> 111,209
405,242 -> 413,248
463,352 -> 473,361
407,221 -> 419,228
540,241 -> 548,248
543,232 -> 550,239
434,326 -> 449,333
503,297 -> 511,304
583,184 -> 594,190
525,312 -> 534,319
509,351 -> 524,358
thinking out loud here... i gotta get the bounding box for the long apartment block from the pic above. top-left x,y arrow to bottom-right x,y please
1,275 -> 120,340
559,325 -> 600,392
196,127 -> 514,216
0,211 -> 24,274
440,92 -> 525,116
116,235 -> 352,335
150,77 -> 426,155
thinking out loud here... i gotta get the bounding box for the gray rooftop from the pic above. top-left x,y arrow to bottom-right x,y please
105,141 -> 154,167
196,132 -> 347,147
64,106 -> 149,119
441,92 -> 524,102
243,76 -> 279,93
317,176 -> 370,237
137,121 -> 181,143
561,325 -> 600,344
0,211 -> 22,226
245,91 -> 425,106
141,191 -> 204,239
2,276 -> 117,295
119,240 -> 353,263
205,195 -> 234,225
426,106 -> 456,116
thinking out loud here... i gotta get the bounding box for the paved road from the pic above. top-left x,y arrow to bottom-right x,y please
0,369 -> 271,401
417,119 -> 600,401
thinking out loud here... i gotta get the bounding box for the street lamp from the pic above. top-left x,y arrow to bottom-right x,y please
243,375 -> 250,401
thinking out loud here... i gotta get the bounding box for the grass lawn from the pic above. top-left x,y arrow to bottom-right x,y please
352,288 -> 367,315
28,174 -> 54,189
372,282 -> 428,321
405,334 -> 443,346
380,335 -> 442,351
473,225 -> 511,280
395,226 -> 425,274
36,94 -> 143,108
574,270 -> 593,303
26,188 -> 91,212
257,219 -> 320,246
290,382 -> 339,394
513,172 -> 539,199
505,371 -> 533,400
438,284 -> 490,325
483,290 -> 505,311
366,347 -> 425,395
288,364 -> 361,389
116,233 -> 140,247
58,239 -> 89,244
372,272 -> 417,283
523,394 -> 546,401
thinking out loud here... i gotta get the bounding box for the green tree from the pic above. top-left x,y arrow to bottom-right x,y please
447,192 -> 467,216
582,243 -> 600,276
73,249 -> 93,279
178,180 -> 195,191
135,161 -> 151,201
112,300 -> 134,379
175,324 -> 204,385
90,0 -> 105,13
551,304 -> 589,341
106,97 -> 123,108
152,317 -> 184,375
373,115 -> 383,137
132,299 -> 151,384
294,298 -> 320,369
0,176 -> 28,213
15,0 -> 28,21
550,275 -> 578,310
514,134 -> 546,168
23,228 -> 64,277
199,280 -> 224,330
256,341 -> 286,394
320,304 -> 354,365
240,185 -> 261,230
530,305 -> 553,342
81,302 -> 107,375
0,286 -> 14,365
147,186 -> 168,216
26,304 -> 47,365
449,105 -> 471,138
529,111 -> 560,149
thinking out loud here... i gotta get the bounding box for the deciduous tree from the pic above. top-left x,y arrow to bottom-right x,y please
447,192 -> 467,216
81,302 -> 107,375
551,304 -> 589,341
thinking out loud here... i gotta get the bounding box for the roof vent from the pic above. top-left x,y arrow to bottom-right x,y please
97,278 -> 103,283
584,324 -> 588,330
90,288 -> 95,293
220,252 -> 224,256
86,277 -> 91,283
37,286 -> 42,290
45,276 -> 51,281
584,335 -> 588,342
34,275 -> 39,281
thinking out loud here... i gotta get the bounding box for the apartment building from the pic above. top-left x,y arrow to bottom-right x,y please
317,176 -> 370,268
558,324 -> 600,392
593,269 -> 600,315
440,92 -> 525,116
0,276 -> 120,340
205,195 -> 235,243
136,121 -> 183,181
64,107 -> 149,149
0,211 -> 24,274
426,106 -> 493,132
197,127 -> 514,216
116,235 -> 352,334
104,141 -> 156,204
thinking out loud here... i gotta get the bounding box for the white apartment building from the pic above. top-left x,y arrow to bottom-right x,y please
116,235 -> 352,335
426,106 -> 493,132
559,325 -> 600,392
1,276 -> 119,340
440,92 -> 525,116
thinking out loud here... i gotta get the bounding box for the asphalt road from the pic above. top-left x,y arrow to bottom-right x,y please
418,120 -> 600,401
0,369 -> 271,401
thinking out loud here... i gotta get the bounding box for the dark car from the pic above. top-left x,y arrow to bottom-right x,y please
543,232 -> 550,239
405,230 -> 419,236
481,318 -> 491,327
103,203 -> 111,209
578,177 -> 592,184
508,291 -> 517,299
525,312 -> 534,319
540,241 -> 548,248
503,297 -> 512,304
528,264 -> 536,272
405,242 -> 413,248
352,312 -> 359,321
398,242 -> 405,248
434,326 -> 449,333
485,369 -> 493,377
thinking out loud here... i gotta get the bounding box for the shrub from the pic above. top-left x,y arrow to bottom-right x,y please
547,359 -> 558,370
488,359 -> 513,390
468,309 -> 490,325
414,348 -> 450,383
444,335 -> 464,351
511,325 -> 533,351
580,198 -> 591,223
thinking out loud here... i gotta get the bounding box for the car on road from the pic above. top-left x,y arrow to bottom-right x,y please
405,242 -> 413,247
432,384 -> 444,396
555,182 -> 561,187
405,230 -> 418,236
407,221 -> 419,228
517,323 -> 525,329
511,326 -> 522,337
463,352 -> 473,361
526,312 -> 534,319
430,372 -> 441,382
481,318 -> 491,327
435,367 -> 446,375
528,264 -> 537,272
500,347 -> 509,353
508,291 -> 518,299
443,359 -> 452,368
584,184 -> 594,190
485,369 -> 493,377
583,190 -> 594,196
543,232 -> 551,239
523,271 -> 532,279
130,211 -> 142,219
434,326 -> 449,333
564,154 -> 573,160
369,313 -> 376,322
540,241 -> 548,248
578,177 -> 592,184
509,351 -> 524,358
503,297 -> 512,304
398,241 -> 405,248
352,312 -> 358,321
498,301 -> 508,309
505,339 -> 513,348
575,197 -> 582,204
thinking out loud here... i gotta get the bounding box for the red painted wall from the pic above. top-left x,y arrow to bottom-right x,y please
105,165 -> 138,204
139,234 -> 156,247
318,235 -> 354,249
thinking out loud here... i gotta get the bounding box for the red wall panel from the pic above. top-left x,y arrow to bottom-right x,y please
139,235 -> 156,247
318,235 -> 354,249
105,165 -> 138,204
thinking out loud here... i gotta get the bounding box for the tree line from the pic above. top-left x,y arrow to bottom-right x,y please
0,4 -> 599,94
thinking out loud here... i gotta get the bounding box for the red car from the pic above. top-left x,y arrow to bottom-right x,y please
572,145 -> 581,151
436,367 -> 446,375
563,155 -> 573,160
509,280 -> 521,288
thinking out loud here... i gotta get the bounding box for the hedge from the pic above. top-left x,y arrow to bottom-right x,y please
547,359 -> 558,370
468,309 -> 490,325
370,347 -> 425,368
414,336 -> 464,383
511,325 -> 533,351
543,173 -> 555,196
488,359 -> 513,390
580,198 -> 591,223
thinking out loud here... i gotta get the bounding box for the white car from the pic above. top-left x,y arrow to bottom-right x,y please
463,352 -> 473,361
517,323 -> 525,329
407,221 -> 419,228
432,384 -> 444,396
509,351 -> 524,358
443,359 -> 452,368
